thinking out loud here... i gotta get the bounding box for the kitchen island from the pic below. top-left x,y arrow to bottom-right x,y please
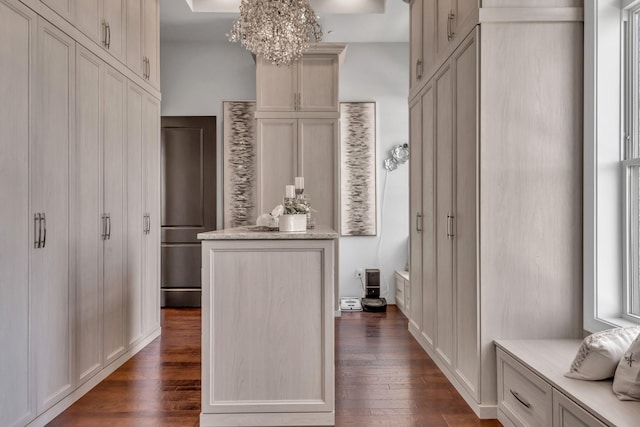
197,226 -> 338,427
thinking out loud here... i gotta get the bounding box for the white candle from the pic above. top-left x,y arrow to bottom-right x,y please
295,176 -> 304,191
285,185 -> 295,198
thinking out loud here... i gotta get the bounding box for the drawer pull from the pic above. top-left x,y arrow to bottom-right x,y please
510,389 -> 532,409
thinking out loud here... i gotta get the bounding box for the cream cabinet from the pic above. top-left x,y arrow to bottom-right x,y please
0,1 -> 37,425
256,118 -> 338,229
75,0 -> 126,61
408,7 -> 584,417
41,0 -> 72,22
408,0 -> 477,96
126,82 -> 160,345
126,0 -> 159,88
33,17 -> 76,413
255,44 -> 344,115
394,270 -> 410,317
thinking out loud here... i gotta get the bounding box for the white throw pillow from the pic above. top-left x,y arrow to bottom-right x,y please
613,333 -> 640,400
565,327 -> 640,380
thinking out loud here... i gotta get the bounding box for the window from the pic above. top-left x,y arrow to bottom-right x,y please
624,5 -> 640,320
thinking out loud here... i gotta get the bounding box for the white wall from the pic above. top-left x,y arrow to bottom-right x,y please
160,41 -> 409,304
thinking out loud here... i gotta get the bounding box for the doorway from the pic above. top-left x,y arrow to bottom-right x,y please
160,116 -> 216,307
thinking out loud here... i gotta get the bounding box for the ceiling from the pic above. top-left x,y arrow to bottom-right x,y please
160,0 -> 410,43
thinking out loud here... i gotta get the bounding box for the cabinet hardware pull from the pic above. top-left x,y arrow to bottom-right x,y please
42,213 -> 46,248
143,57 -> 147,79
416,59 -> 423,80
446,213 -> 455,239
102,20 -> 107,47
147,57 -> 150,80
34,213 -> 40,248
147,214 -> 151,234
447,11 -> 455,41
101,214 -> 107,240
510,389 -> 532,409
106,22 -> 111,49
416,212 -> 423,232
106,214 -> 111,240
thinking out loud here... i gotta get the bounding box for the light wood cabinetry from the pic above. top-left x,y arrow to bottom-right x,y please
256,118 -> 338,228
256,52 -> 340,114
495,341 -> 635,427
0,0 -> 161,425
126,0 -> 159,87
75,0 -> 126,61
0,2 -> 36,425
408,6 -> 583,417
33,18 -> 75,413
40,0 -> 71,22
199,230 -> 337,427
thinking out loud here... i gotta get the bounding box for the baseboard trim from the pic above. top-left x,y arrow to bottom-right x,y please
408,326 -> 497,420
27,327 -> 162,427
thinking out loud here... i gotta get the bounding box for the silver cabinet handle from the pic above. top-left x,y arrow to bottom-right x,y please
42,213 -> 46,248
106,22 -> 111,49
446,212 -> 455,239
510,389 -> 532,409
147,214 -> 151,234
416,212 -> 423,232
416,59 -> 423,80
447,11 -> 455,41
146,57 -> 150,80
34,213 -> 41,248
106,214 -> 111,240
101,214 -> 107,240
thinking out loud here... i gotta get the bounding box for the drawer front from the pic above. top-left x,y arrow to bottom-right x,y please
497,349 -> 553,427
552,390 -> 606,427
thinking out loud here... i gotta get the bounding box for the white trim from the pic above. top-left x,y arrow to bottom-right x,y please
584,0 -> 626,333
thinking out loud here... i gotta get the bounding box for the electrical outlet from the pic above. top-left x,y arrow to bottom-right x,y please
356,268 -> 364,278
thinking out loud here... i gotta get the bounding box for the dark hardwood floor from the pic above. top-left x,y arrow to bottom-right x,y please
49,306 -> 501,427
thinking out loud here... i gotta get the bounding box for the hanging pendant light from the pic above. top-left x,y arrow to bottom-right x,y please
228,0 -> 323,66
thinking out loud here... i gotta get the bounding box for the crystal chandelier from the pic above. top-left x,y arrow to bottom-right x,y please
228,0 -> 323,66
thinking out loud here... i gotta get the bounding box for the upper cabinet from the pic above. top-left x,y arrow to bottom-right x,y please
75,0 -> 126,62
41,0 -> 73,22
256,44 -> 346,115
409,0 -> 477,96
127,0 -> 159,89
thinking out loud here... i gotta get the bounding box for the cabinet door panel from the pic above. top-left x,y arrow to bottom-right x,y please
256,58 -> 296,112
434,63 -> 454,368
143,95 -> 161,333
143,0 -> 159,87
422,0 -> 437,79
454,32 -> 478,397
75,46 -> 103,384
102,66 -> 126,364
420,83 -> 437,347
75,0 -> 101,45
299,56 -> 337,112
126,0 -> 143,75
35,19 -> 75,412
103,0 -> 125,61
127,83 -> 145,345
299,119 -> 338,228
0,1 -> 36,425
409,97 -> 423,333
257,119 -> 297,214
409,0 -> 423,90
437,0 -> 454,54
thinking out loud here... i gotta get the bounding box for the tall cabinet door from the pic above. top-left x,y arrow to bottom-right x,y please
34,18 -> 75,413
453,31 -> 478,397
103,0 -> 125,61
102,65 -> 127,365
143,94 -> 161,334
75,46 -> 104,385
298,56 -> 338,112
408,96 -> 423,333
434,62 -> 454,370
256,119 -> 298,214
142,0 -> 159,88
299,119 -> 338,228
126,83 -> 145,345
420,82 -> 437,348
0,1 -> 36,425
409,0 -> 423,90
126,0 -> 143,76
75,0 -> 101,45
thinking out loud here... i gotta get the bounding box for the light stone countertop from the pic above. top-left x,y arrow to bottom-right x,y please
197,225 -> 339,240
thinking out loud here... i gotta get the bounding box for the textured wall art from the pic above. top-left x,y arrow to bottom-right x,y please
340,102 -> 376,236
223,101 -> 257,228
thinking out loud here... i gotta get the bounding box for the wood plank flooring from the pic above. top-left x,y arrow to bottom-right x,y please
48,306 -> 501,427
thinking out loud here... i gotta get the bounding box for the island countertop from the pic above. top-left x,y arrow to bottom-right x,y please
197,225 -> 338,240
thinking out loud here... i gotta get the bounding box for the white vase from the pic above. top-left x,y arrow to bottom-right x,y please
278,214 -> 307,232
